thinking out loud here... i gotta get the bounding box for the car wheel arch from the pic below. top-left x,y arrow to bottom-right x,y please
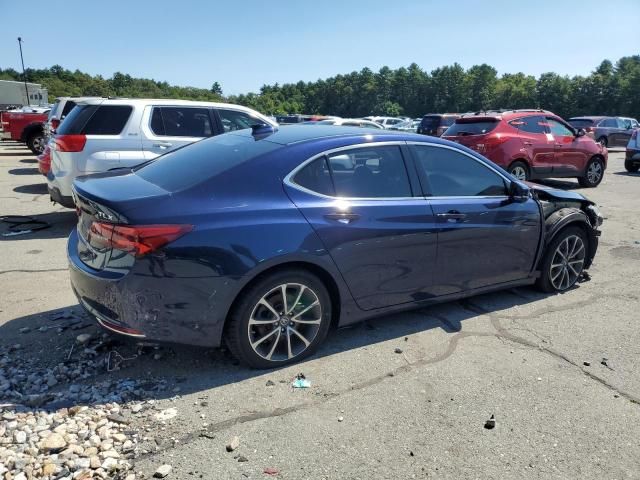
21,122 -> 44,142
542,209 -> 596,269
224,260 -> 343,335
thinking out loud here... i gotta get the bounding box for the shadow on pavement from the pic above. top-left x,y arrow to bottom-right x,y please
20,159 -> 38,164
9,167 -> 40,175
0,211 -> 76,241
0,287 -> 549,411
13,183 -> 48,194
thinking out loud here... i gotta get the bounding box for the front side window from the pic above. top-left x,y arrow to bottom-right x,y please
217,108 -> 261,132
293,146 -> 412,198
511,115 -> 546,134
600,118 -> 617,128
546,118 -> 574,137
150,107 -> 213,137
412,145 -> 507,197
618,118 -> 632,129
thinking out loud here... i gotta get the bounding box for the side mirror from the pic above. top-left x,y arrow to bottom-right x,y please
509,181 -> 529,202
576,128 -> 586,137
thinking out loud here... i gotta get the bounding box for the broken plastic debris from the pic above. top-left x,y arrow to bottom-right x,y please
484,414 -> 496,430
292,373 -> 311,388
264,467 -> 279,476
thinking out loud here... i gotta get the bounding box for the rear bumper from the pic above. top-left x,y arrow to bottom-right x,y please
67,229 -> 239,347
47,181 -> 74,208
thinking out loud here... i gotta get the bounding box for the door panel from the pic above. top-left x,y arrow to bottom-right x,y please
546,117 -> 586,175
285,146 -> 438,310
429,198 -> 541,295
511,115 -> 554,174
409,144 -> 541,295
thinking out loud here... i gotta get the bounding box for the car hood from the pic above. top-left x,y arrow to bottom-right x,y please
525,181 -> 595,206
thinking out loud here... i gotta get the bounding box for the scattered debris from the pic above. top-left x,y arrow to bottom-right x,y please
226,436 -> 240,452
601,357 -> 614,370
0,215 -> 50,236
484,414 -> 496,430
409,451 -> 415,457
337,416 -> 344,422
292,373 -> 311,389
265,380 -> 276,387
237,455 -> 249,462
154,464 -> 173,478
76,333 -> 92,344
154,408 -> 178,422
404,337 -> 408,342
394,347 -> 403,354
583,361 -> 591,366
264,467 -> 280,476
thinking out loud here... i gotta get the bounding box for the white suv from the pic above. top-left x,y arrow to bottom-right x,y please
47,98 -> 276,207
361,116 -> 406,129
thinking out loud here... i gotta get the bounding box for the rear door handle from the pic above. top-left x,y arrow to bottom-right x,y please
153,142 -> 173,149
324,213 -> 360,224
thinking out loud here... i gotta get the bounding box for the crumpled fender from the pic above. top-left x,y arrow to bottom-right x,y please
544,207 -> 598,269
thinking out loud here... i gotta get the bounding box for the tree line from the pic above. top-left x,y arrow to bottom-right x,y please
1,56 -> 639,120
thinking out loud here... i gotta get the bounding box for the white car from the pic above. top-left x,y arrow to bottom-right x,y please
361,116 -> 405,129
47,98 -> 276,207
314,118 -> 384,129
46,96 -> 103,137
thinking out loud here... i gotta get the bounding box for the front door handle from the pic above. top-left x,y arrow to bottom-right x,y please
153,142 -> 173,149
324,212 -> 360,224
437,211 -> 467,222
523,141 -> 533,146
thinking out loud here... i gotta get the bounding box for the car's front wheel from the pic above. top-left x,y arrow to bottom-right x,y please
597,136 -> 608,147
225,269 -> 332,368
536,226 -> 588,293
578,157 -> 605,187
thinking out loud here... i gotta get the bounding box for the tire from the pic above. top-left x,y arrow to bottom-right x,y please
578,157 -> 605,188
625,159 -> 639,173
597,136 -> 608,147
508,161 -> 529,181
27,131 -> 45,155
536,226 -> 588,293
224,269 -> 332,368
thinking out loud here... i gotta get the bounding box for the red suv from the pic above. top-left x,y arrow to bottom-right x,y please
442,110 -> 608,187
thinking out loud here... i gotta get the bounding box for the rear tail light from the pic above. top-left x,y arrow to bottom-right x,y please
474,135 -> 508,153
53,134 -> 86,152
88,223 -> 193,257
50,118 -> 60,132
37,146 -> 51,175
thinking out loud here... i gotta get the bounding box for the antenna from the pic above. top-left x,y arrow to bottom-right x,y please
17,37 -> 30,106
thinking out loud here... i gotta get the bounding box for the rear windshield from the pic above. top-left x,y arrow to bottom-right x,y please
57,104 -> 132,135
420,116 -> 441,128
135,133 -> 280,192
444,120 -> 499,136
568,119 -> 594,128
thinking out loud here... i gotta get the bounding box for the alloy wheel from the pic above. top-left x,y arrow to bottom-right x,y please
587,161 -> 603,185
510,165 -> 527,181
549,235 -> 585,291
247,283 -> 322,362
33,136 -> 45,153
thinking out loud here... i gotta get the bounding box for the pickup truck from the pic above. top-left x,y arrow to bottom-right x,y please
1,108 -> 50,154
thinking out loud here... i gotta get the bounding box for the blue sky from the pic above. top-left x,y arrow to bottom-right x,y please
2,0 -> 639,95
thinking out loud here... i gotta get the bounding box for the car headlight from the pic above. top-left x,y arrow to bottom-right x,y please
586,204 -> 603,227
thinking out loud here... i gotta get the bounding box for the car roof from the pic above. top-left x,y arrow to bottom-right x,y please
569,116 -> 606,121
228,124 -> 444,146
456,109 -> 557,122
75,98 -> 260,111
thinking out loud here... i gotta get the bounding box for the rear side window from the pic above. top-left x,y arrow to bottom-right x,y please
150,107 -> 213,137
421,116 -> 441,128
444,120 -> 499,136
412,145 -> 507,197
135,134 -> 279,192
57,104 -> 132,135
510,115 -> 546,134
546,118 -> 574,137
441,117 -> 457,127
293,157 -> 335,196
600,118 -> 617,128
294,146 -> 411,198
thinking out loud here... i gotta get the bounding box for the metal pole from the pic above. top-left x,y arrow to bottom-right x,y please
17,37 -> 30,106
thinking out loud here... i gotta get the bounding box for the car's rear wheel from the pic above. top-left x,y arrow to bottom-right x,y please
508,161 -> 529,181
624,159 -> 639,173
225,269 -> 332,368
536,226 -> 588,293
597,136 -> 608,147
27,132 -> 45,155
578,157 -> 605,187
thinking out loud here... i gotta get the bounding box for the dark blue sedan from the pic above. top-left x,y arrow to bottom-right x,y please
69,125 -> 602,368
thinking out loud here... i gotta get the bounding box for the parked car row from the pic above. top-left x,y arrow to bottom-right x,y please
0,106 -> 50,154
